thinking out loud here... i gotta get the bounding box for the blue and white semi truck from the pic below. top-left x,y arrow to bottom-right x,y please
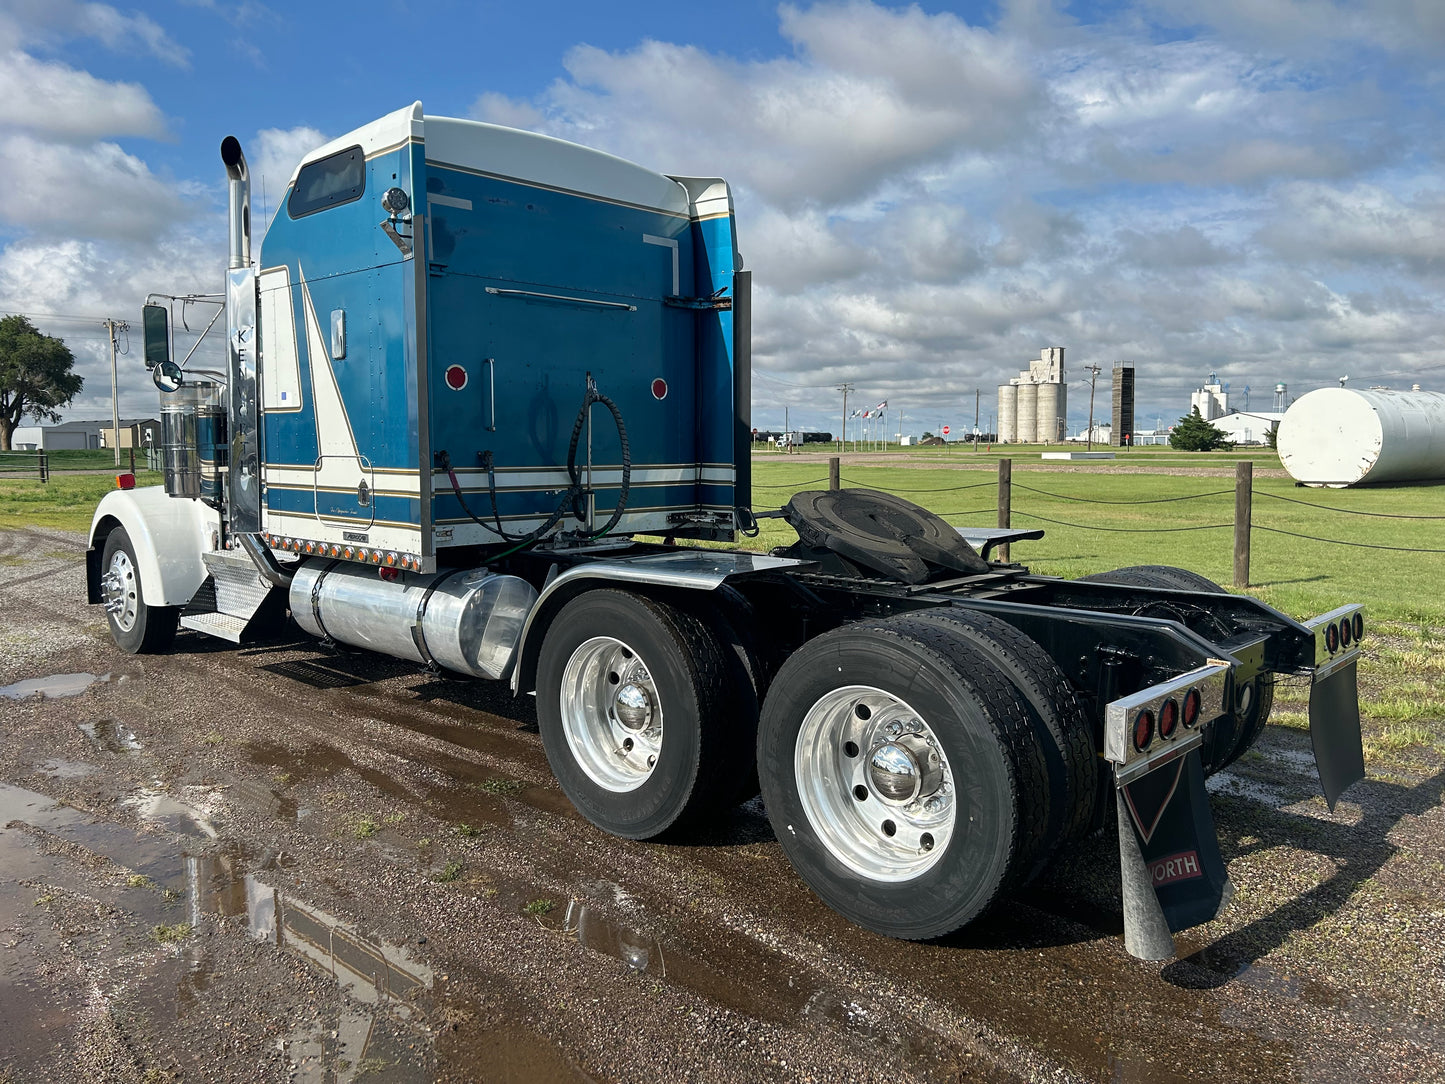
87,104 -> 1367,960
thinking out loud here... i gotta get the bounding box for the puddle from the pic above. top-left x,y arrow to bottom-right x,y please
1,672 -> 111,700
1,780 -> 442,1082
563,898 -> 661,973
37,758 -> 99,779
78,717 -> 143,753
121,786 -> 220,838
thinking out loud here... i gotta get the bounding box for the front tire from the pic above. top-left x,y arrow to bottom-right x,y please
100,527 -> 178,655
758,616 -> 1048,940
536,589 -> 742,839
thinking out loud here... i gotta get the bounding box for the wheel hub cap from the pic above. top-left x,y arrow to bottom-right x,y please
615,684 -> 653,730
868,735 -> 942,802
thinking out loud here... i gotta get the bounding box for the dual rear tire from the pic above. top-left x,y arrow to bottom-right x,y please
536,591 -> 1092,940
755,613 -> 1086,940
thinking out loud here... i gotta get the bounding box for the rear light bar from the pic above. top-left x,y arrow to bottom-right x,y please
1306,604 -> 1364,681
1105,662 -> 1231,785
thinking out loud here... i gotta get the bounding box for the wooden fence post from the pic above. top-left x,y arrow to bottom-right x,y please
1234,461 -> 1252,588
997,458 -> 1012,562
829,457 -> 840,490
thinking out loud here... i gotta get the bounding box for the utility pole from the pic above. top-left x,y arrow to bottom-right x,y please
103,318 -> 129,467
837,383 -> 853,453
1084,364 -> 1102,451
973,388 -> 980,452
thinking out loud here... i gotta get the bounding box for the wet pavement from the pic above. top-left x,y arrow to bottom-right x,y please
1,524 -> 1443,1082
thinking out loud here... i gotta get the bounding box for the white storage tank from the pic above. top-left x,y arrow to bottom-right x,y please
1277,387 -> 1445,487
1016,383 -> 1038,445
998,384 -> 1018,443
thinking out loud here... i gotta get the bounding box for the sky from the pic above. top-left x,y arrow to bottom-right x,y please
2,0 -> 1443,440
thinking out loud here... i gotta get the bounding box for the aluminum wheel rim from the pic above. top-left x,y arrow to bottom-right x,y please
102,549 -> 139,633
560,636 -> 663,793
795,684 -> 956,882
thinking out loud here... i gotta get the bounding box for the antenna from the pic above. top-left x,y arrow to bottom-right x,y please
1242,385 -> 1251,410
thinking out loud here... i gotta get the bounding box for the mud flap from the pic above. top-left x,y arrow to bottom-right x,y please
1117,750 -> 1231,960
1310,658 -> 1364,811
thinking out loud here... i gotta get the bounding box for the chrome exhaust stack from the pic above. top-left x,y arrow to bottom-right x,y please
220,136 -> 251,270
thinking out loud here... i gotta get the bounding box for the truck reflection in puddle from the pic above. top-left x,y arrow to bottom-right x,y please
191,852 -> 435,1082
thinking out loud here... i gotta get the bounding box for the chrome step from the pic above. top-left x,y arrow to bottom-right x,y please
179,611 -> 252,643
202,547 -> 275,619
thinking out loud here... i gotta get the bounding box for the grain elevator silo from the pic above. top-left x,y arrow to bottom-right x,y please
996,347 -> 1068,442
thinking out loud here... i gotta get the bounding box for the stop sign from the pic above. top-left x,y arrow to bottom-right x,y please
941,425 -> 950,435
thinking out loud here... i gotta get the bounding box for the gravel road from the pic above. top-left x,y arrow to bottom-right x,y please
1,525 -> 1441,1083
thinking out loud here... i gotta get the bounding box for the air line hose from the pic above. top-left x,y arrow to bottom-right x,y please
440,381 -> 631,555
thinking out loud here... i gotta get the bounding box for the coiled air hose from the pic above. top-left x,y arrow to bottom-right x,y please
440,381 -> 631,556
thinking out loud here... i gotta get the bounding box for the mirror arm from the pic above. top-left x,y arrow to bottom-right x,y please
177,304 -> 226,370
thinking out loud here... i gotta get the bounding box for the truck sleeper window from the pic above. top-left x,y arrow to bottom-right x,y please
288,145 -> 365,218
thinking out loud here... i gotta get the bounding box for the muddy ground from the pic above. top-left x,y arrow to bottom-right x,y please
1,524 -> 1442,1084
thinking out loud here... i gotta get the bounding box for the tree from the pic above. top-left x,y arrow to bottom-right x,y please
0,316 -> 83,451
1168,407 -> 1233,452
1265,422 -> 1279,450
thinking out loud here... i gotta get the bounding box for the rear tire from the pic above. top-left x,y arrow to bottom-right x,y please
900,607 -> 1098,869
758,616 -> 1048,940
536,589 -> 744,839
100,527 -> 178,655
1079,564 -> 1272,771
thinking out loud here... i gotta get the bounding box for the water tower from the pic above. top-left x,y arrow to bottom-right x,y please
1273,383 -> 1289,411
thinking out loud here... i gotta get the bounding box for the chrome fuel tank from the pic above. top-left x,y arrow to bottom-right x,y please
289,562 -> 537,680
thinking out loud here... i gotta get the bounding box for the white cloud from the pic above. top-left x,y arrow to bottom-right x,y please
0,133 -> 189,242
0,0 -> 190,65
0,49 -> 168,141
1259,181 -> 1445,273
479,3 -> 1042,210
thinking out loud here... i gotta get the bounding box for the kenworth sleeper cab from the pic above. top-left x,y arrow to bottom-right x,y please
87,104 -> 1366,960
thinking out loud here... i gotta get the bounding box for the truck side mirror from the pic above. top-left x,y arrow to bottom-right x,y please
142,304 -> 170,370
153,359 -> 184,393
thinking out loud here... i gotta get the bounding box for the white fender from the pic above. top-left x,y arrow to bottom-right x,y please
88,486 -> 220,607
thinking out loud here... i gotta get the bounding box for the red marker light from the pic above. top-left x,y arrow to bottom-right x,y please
1132,709 -> 1155,753
1159,698 -> 1179,740
115,473 -> 136,490
1182,687 -> 1202,728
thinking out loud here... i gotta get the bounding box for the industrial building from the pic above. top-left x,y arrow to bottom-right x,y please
1190,373 -> 1230,421
997,347 -> 1067,443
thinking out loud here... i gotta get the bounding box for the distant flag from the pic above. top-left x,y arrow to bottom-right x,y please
876,400 -> 887,411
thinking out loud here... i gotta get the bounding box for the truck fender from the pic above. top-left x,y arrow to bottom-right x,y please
509,551 -> 813,695
87,486 -> 220,608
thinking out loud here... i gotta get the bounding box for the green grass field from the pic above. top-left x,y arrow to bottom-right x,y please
0,471 -> 164,531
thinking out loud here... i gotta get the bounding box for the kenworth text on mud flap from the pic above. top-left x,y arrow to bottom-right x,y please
86,103 -> 1367,961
